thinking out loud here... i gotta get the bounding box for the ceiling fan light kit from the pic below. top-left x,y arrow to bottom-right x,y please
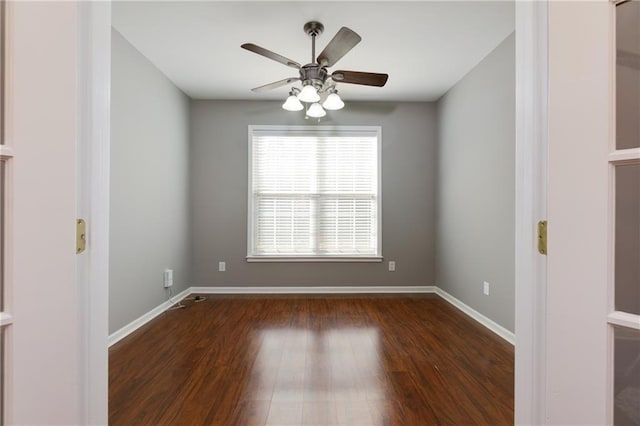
322,89 -> 345,111
298,84 -> 320,103
282,91 -> 304,111
241,21 -> 388,119
306,102 -> 327,118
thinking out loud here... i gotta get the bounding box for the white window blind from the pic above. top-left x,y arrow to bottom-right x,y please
248,126 -> 381,260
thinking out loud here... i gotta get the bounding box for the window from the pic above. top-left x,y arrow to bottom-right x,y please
248,126 -> 382,261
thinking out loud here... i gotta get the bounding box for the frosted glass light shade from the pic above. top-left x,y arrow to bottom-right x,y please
282,95 -> 303,111
298,85 -> 320,103
322,92 -> 344,110
306,102 -> 326,118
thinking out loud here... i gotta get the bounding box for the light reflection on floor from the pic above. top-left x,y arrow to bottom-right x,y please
242,327 -> 387,424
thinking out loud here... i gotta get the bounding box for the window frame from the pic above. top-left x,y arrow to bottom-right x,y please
246,125 -> 383,262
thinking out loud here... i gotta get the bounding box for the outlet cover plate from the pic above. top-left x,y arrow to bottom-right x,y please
163,269 -> 173,288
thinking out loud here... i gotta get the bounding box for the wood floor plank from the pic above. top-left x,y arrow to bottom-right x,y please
230,400 -> 270,426
110,294 -> 514,425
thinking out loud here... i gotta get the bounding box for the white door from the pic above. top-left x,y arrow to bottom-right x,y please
546,1 -> 640,424
1,2 -> 108,424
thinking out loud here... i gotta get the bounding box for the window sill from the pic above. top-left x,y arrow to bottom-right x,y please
246,256 -> 383,263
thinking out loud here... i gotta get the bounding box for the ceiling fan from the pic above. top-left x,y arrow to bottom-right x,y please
241,21 -> 388,116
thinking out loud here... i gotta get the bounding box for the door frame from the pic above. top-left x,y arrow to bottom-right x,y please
77,1 -> 110,423
514,1 -> 548,424
77,2 -> 549,424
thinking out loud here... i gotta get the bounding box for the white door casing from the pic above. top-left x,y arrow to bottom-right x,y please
514,1 -> 548,424
77,1 -> 110,424
81,1 -> 552,423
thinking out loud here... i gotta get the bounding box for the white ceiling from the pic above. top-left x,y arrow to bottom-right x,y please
113,1 -> 514,102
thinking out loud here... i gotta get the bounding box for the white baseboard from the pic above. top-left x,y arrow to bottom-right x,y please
109,285 -> 514,347
434,287 -> 515,345
108,287 -> 190,347
190,285 -> 436,294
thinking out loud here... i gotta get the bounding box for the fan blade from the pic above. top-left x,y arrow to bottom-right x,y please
251,77 -> 300,92
241,43 -> 301,69
317,27 -> 361,67
331,70 -> 388,87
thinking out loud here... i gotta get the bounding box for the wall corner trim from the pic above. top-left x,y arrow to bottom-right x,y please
108,285 -> 514,347
108,288 -> 191,346
434,287 -> 515,345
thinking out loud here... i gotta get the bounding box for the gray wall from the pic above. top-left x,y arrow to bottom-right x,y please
190,101 -> 437,287
436,33 -> 515,331
110,29 -> 191,333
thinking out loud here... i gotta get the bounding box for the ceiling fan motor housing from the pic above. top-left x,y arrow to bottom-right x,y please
300,64 -> 328,89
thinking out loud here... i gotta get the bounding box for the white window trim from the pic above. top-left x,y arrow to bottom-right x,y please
246,256 -> 383,263
247,125 -> 382,262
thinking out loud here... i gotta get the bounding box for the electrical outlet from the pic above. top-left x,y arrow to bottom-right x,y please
218,261 -> 226,272
483,281 -> 490,296
163,269 -> 173,288
388,261 -> 396,272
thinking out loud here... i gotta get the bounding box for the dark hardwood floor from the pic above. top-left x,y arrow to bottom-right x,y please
109,294 -> 514,425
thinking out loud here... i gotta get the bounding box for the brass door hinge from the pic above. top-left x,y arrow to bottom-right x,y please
537,220 -> 547,255
76,218 -> 86,254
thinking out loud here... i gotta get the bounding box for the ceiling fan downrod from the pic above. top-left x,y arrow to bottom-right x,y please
303,21 -> 324,65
